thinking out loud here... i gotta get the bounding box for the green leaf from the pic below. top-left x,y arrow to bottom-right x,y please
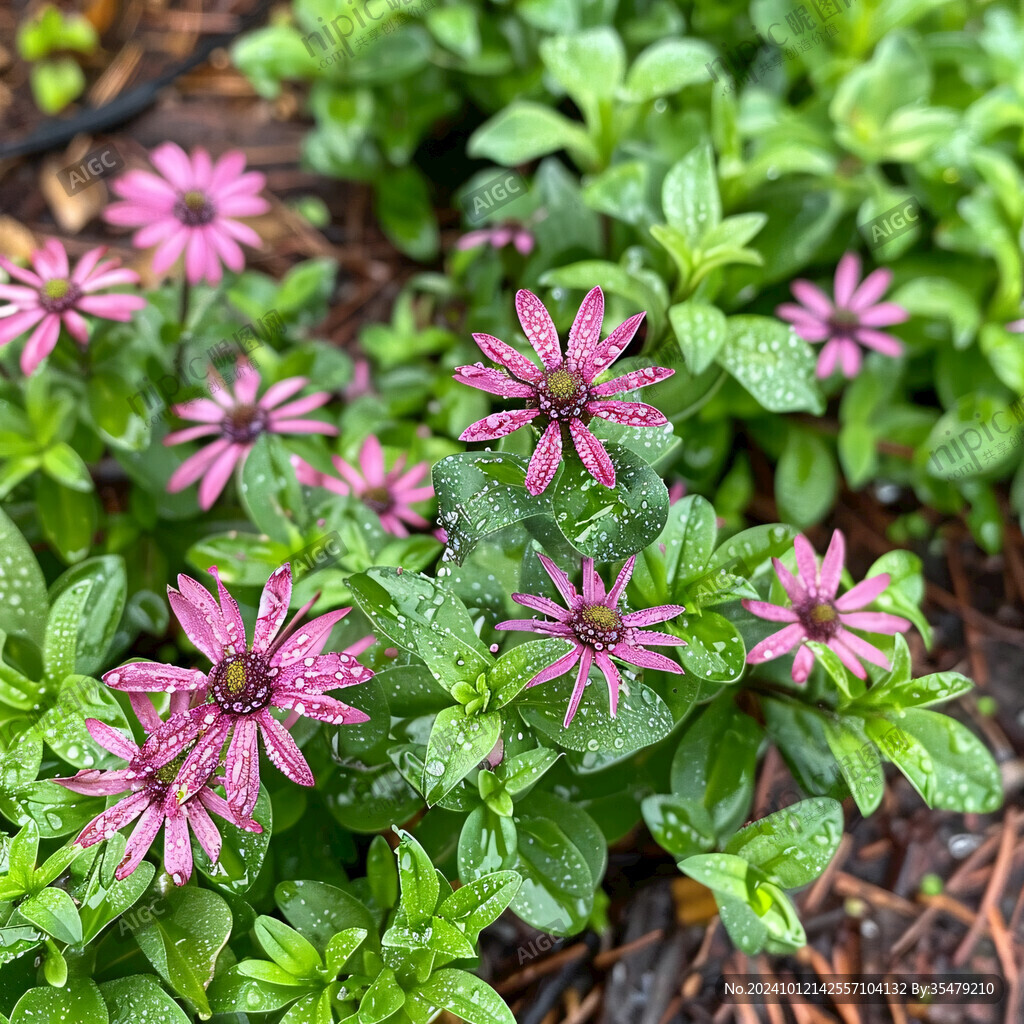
256,915 -> 322,979
11,979 -> 107,1024
358,968 -> 405,1024
325,926 -> 369,976
468,102 -> 599,169
677,611 -> 746,684
18,886 -> 82,945
717,317 -> 824,414
519,677 -> 674,758
458,806 -> 518,881
552,443 -> 668,560
621,38 -> 717,102
662,143 -> 720,246
7,820 -> 40,883
41,442 -> 93,492
100,976 -> 191,1024
47,557 -> 126,677
394,827 -> 440,925
43,578 -> 94,686
433,452 -> 551,565
641,794 -> 715,860
669,302 -> 728,375
348,568 -> 492,688
866,709 -> 1002,813
775,429 -> 838,530
194,784 -> 272,894
0,507 -> 48,647
38,478 -> 99,563
540,28 -> 625,103
487,638 -> 575,709
863,549 -> 933,648
822,716 -> 884,817
38,674 -> 130,768
725,798 -> 843,888
375,166 -> 440,262
667,695 -> 761,842
240,433 -> 307,545
30,58 -> 86,115
87,372 -> 151,452
133,886 -> 233,1016
423,707 -> 502,805
276,880 -> 377,955
408,969 -> 515,1024
437,871 -> 522,940
497,748 -> 560,797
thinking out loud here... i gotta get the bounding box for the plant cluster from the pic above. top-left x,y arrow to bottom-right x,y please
0,0 -> 1014,1018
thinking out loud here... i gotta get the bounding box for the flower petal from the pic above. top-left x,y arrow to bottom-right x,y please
569,419 -> 615,488
832,252 -> 862,308
103,660 -> 208,693
590,366 -> 674,397
460,408 -> 540,443
524,420 -> 563,496
77,791 -> 152,848
471,333 -> 543,383
818,530 -> 845,599
793,535 -> 820,593
524,644 -> 583,688
274,691 -> 371,725
563,647 -> 594,727
587,400 -> 668,427
253,564 -> 292,654
114,802 -> 166,880
834,573 -> 891,611
511,591 -> 571,622
746,622 -> 806,664
848,268 -> 893,312
566,287 -> 604,373
454,365 -> 537,398
163,808 -> 195,884
837,611 -> 910,635
536,553 -> 578,605
589,311 -> 646,377
223,717 -> 260,816
273,608 -> 352,666
594,650 -> 622,718
515,289 -> 561,370
610,643 -> 683,674
256,710 -> 314,788
740,600 -> 799,624
620,602 -> 685,628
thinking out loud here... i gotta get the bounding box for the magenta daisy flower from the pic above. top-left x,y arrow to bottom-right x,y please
164,363 -> 337,510
291,436 -> 433,537
104,143 -> 270,285
742,529 -> 911,684
102,563 -> 373,817
55,693 -> 260,885
455,287 -> 674,495
497,554 -> 685,727
0,240 -> 145,374
456,223 -> 535,256
776,252 -> 909,378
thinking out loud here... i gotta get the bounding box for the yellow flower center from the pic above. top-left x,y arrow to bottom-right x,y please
582,605 -> 621,630
809,603 -> 837,624
183,190 -> 208,211
44,278 -> 70,300
546,369 -> 580,399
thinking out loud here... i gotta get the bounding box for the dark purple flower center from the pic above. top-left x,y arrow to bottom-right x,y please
174,190 -> 216,226
209,652 -> 274,715
827,308 -> 860,335
39,277 -> 82,314
537,366 -> 589,421
797,599 -> 840,641
571,603 -> 623,651
362,486 -> 392,515
222,403 -> 269,443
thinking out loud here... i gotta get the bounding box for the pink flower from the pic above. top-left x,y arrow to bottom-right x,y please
0,240 -> 145,374
456,224 -> 535,256
497,554 -> 685,727
344,357 -> 374,400
668,481 -> 687,504
104,143 -> 270,285
776,252 -> 909,378
55,693 -> 260,885
103,564 -> 373,817
1006,318 -> 1024,332
742,530 -> 911,684
292,436 -> 433,537
164,363 -> 337,510
455,288 -> 673,495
